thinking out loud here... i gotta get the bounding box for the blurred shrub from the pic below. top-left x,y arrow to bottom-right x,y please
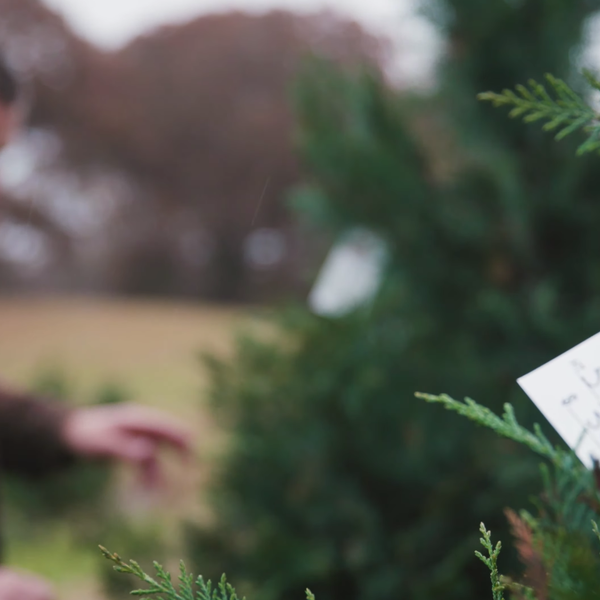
189,306 -> 539,600
186,2 -> 600,599
29,366 -> 72,400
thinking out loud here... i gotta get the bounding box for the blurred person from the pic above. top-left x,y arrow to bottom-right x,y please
0,58 -> 192,600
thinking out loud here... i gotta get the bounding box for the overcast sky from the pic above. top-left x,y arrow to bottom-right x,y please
42,0 -> 408,47
40,0 -> 441,86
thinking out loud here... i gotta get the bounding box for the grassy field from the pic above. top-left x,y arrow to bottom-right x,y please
0,295 -> 256,599
0,296 -> 248,410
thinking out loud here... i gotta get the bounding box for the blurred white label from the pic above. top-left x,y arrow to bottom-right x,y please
309,228 -> 387,318
518,332 -> 600,468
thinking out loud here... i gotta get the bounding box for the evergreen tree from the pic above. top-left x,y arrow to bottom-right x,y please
188,2 -> 600,600
100,60 -> 600,600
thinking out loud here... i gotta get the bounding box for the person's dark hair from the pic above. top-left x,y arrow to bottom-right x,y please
0,57 -> 18,106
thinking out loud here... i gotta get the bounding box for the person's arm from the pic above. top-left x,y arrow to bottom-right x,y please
0,384 -> 75,477
0,382 -> 192,483
62,403 -> 192,487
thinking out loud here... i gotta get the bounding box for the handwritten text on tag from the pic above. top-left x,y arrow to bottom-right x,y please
517,332 -> 600,469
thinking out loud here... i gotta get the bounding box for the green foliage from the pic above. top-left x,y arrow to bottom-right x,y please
190,2 -> 600,600
423,393 -> 600,600
416,393 -> 559,463
193,307 -> 539,600
475,524 -> 507,600
99,519 -> 168,600
478,73 -> 600,155
101,546 -> 241,600
102,548 -> 321,600
473,50 -> 600,600
290,60 -> 430,235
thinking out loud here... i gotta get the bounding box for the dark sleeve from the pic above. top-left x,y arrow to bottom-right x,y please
0,384 -> 77,477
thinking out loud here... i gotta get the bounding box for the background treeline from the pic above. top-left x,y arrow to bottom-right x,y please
0,0 -> 381,301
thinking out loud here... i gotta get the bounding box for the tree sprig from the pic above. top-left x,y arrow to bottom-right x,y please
100,546 -> 316,600
475,523 -> 537,600
100,546 -> 241,600
415,393 -> 559,463
478,72 -> 600,155
475,523 -> 506,600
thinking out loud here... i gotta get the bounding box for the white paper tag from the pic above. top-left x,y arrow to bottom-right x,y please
308,228 -> 387,318
517,332 -> 600,468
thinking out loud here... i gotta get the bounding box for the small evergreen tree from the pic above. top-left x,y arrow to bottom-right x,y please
103,58 -> 600,600
188,2 -> 600,600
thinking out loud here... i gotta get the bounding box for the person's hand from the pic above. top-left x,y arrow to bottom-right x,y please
62,403 -> 192,487
0,568 -> 55,600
